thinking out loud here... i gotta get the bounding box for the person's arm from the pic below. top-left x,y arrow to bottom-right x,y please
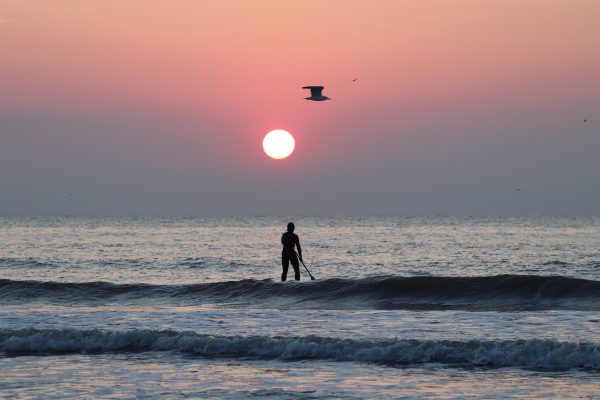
281,234 -> 285,245
296,236 -> 303,261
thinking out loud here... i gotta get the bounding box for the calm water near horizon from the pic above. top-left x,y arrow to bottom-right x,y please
1,216 -> 599,398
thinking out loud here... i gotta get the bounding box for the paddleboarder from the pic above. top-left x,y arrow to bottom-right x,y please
281,222 -> 302,281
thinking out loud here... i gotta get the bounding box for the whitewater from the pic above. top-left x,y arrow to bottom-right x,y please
1,216 -> 599,398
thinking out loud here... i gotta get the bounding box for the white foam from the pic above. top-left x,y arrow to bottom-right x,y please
1,328 -> 599,370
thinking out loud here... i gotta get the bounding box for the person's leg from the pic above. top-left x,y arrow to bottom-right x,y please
281,256 -> 289,282
291,256 -> 300,281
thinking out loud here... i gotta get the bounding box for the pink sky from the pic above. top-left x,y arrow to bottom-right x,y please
1,1 -> 599,214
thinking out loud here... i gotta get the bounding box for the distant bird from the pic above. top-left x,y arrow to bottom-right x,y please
302,86 -> 330,101
515,188 -> 522,192
352,78 -> 358,82
584,119 -> 587,123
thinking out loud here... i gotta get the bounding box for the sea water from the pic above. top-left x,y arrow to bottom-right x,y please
0,216 -> 599,398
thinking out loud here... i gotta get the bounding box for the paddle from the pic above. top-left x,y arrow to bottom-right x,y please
297,252 -> 315,280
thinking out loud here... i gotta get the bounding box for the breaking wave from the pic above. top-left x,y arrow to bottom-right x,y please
1,328 -> 599,370
1,275 -> 599,311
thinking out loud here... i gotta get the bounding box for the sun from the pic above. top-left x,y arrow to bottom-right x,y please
262,129 -> 295,159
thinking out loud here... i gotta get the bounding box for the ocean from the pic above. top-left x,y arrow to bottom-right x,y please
1,216 -> 599,398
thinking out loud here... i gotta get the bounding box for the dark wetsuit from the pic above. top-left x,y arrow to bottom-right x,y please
281,231 -> 301,281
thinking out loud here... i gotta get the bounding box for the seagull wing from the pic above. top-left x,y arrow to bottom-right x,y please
302,86 -> 324,97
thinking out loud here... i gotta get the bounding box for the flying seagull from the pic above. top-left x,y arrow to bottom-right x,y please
302,86 -> 330,101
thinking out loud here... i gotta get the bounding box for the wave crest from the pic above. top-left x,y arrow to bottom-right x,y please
1,328 -> 599,370
1,275 -> 599,310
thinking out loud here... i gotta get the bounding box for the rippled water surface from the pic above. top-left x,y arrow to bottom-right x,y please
1,216 -> 599,283
1,216 -> 599,398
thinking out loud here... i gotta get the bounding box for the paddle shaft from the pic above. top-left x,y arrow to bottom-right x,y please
296,252 -> 315,280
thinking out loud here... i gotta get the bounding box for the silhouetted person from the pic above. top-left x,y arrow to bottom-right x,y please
281,222 -> 302,281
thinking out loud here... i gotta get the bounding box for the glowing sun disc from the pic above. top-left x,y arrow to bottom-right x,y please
263,129 -> 295,159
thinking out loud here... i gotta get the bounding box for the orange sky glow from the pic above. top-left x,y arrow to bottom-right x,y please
1,0 -> 599,214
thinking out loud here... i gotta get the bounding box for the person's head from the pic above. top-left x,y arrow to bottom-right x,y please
287,222 -> 295,233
